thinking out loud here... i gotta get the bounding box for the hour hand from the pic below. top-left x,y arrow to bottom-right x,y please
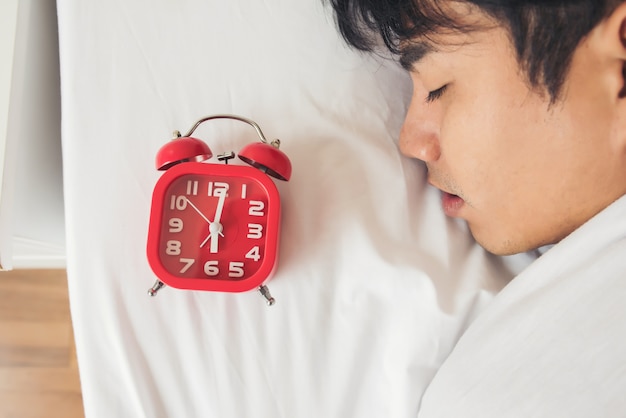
208,191 -> 227,253
198,191 -> 227,252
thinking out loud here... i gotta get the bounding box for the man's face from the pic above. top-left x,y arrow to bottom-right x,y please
399,14 -> 623,255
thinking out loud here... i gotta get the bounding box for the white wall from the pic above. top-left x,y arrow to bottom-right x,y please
0,0 -> 20,270
0,0 -> 65,269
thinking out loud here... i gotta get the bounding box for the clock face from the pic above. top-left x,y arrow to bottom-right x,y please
147,162 -> 281,292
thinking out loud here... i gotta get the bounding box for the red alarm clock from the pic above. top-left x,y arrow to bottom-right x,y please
146,115 -> 291,305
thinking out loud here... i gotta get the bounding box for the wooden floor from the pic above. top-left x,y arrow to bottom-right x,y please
0,269 -> 84,418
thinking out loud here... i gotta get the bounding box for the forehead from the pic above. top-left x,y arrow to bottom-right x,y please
397,14 -> 506,71
399,42 -> 434,70
396,1 -> 502,69
398,32 -> 485,72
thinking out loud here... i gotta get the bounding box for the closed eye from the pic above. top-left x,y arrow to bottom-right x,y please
425,85 -> 448,103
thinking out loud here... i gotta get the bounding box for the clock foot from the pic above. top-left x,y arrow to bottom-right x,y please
258,285 -> 275,306
148,280 -> 166,297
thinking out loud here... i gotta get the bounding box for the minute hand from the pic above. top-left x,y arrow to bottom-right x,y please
185,197 -> 211,224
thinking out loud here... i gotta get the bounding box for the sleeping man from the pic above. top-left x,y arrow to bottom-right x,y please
330,0 -> 626,416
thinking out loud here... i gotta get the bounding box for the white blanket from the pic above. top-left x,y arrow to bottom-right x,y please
418,195 -> 626,417
56,1 -> 532,416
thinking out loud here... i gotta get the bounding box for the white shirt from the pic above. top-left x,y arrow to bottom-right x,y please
418,194 -> 626,418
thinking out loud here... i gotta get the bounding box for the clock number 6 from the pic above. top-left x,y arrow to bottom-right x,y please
204,260 -> 219,276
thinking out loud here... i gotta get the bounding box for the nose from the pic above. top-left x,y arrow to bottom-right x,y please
398,96 -> 441,162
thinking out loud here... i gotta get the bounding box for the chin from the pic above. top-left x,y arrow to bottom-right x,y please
470,227 -> 530,256
473,230 -> 557,256
482,243 -> 523,256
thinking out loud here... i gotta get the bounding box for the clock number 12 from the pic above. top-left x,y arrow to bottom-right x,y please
207,181 -> 229,197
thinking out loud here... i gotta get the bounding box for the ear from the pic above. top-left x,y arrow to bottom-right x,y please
597,2 -> 626,54
594,2 -> 626,97
590,3 -> 626,151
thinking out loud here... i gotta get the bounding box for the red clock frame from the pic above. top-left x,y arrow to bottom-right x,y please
147,161 -> 281,293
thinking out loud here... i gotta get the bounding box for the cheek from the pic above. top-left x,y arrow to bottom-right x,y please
441,92 -> 560,211
446,98 -> 583,252
439,97 -> 515,194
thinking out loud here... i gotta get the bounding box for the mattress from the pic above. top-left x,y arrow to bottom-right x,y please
56,1 -> 532,416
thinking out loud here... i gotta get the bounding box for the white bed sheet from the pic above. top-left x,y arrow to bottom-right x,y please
57,1 -> 533,416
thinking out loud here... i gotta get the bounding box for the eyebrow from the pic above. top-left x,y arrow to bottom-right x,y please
399,42 -> 435,71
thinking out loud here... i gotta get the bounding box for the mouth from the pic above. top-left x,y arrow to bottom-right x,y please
440,191 -> 465,217
428,180 -> 465,217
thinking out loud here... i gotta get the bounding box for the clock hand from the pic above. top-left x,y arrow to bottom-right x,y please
200,233 -> 211,248
200,221 -> 224,249
209,191 -> 227,253
185,197 -> 211,225
213,190 -> 226,224
186,196 -> 224,249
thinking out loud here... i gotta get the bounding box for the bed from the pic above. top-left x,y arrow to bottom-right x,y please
56,1 -> 533,416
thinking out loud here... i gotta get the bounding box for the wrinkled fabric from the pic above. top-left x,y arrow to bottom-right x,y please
419,195 -> 626,418
57,1 -> 533,416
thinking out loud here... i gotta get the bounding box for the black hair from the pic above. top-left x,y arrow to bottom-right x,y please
329,0 -> 621,100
